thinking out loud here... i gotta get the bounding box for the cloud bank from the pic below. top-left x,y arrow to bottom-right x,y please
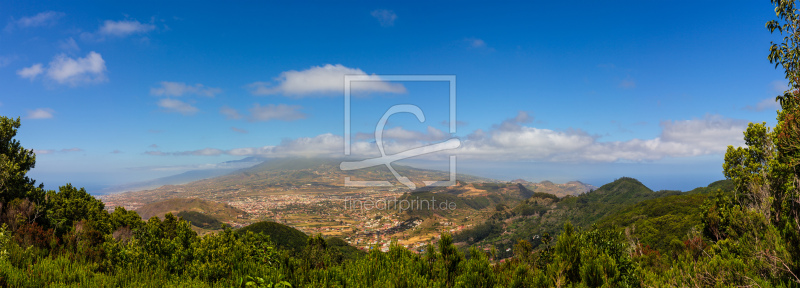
145,112 -> 748,163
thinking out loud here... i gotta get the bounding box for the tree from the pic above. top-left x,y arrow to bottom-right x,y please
766,0 -> 800,269
713,0 -> 800,279
0,116 -> 44,205
109,206 -> 143,231
46,184 -> 109,235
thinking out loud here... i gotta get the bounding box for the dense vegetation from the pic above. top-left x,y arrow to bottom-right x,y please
452,177 -> 687,259
236,221 -> 309,253
3,1 -> 800,286
177,211 -> 228,230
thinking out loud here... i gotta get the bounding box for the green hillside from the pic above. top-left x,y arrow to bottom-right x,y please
236,221 -> 365,260
236,221 -> 311,253
595,179 -> 733,254
454,177 -> 704,258
325,237 -> 366,261
568,177 -> 681,226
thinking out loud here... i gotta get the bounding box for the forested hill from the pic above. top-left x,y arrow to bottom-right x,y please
594,179 -> 735,254
453,177 -> 731,258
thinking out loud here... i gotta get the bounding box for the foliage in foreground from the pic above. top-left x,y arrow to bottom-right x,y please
3,112 -> 796,287
4,1 -> 800,286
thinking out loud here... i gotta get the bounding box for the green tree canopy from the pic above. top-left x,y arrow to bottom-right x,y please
46,184 -> 109,235
0,116 -> 43,204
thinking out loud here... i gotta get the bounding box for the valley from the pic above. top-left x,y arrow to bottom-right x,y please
99,157 -> 600,252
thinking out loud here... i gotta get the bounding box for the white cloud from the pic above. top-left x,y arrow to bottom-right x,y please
461,127 -> 596,161
356,126 -> 449,143
98,20 -> 155,37
659,115 -> 747,152
371,9 -> 397,27
248,103 -> 305,121
6,11 -> 64,30
232,134 -> 351,158
58,37 -> 80,52
33,147 -> 82,155
231,127 -> 248,134
220,106 -> 243,120
248,64 -> 406,97
26,108 -> 54,119
151,81 -> 221,97
178,148 -> 223,156
17,64 -> 43,80
158,98 -> 198,115
46,51 -> 107,85
745,97 -> 781,112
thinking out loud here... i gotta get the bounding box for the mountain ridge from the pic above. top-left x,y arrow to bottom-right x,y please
95,156 -> 267,195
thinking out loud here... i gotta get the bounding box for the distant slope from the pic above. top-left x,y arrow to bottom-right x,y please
136,198 -> 246,223
96,156 -> 265,194
517,180 -> 598,197
98,169 -> 237,194
685,179 -> 734,195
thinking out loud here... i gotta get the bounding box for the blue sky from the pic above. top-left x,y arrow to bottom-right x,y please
0,1 -> 787,192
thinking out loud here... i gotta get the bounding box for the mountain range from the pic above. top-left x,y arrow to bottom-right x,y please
94,157 -> 267,195
99,157 -> 600,206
